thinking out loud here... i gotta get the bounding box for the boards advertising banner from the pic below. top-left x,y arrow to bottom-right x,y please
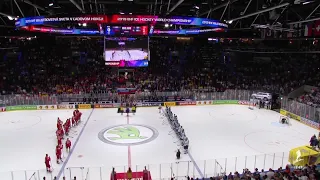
136,102 -> 143,107
6,105 -> 37,111
212,100 -> 239,104
280,109 -> 301,121
141,102 -> 162,107
114,171 -> 152,180
196,101 -> 213,105
238,101 -> 250,105
37,105 -> 57,110
58,104 -> 75,109
94,104 -> 114,108
280,109 -> 286,116
286,112 -> 301,121
164,102 -> 176,106
78,104 -> 92,109
178,101 -> 196,106
301,117 -> 320,130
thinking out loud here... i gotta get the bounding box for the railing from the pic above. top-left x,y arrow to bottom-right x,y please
0,89 -> 255,106
281,97 -> 319,122
0,152 -> 291,180
2,90 -> 318,124
0,95 -> 59,106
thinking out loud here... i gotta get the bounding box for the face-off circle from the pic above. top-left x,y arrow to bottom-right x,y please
98,124 -> 158,146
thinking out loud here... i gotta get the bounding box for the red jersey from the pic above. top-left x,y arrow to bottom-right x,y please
66,140 -> 71,147
57,123 -> 62,130
57,137 -> 62,145
67,119 -> 71,126
56,146 -> 61,155
72,117 -> 75,124
45,156 -> 51,164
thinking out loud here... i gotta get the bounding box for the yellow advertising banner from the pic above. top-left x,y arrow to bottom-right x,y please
78,104 -> 92,109
164,102 -> 176,106
280,109 -> 301,121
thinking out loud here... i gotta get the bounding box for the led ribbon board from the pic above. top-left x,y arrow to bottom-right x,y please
15,15 -> 228,35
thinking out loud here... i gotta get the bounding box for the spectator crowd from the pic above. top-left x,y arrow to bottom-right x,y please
1,36 -> 320,179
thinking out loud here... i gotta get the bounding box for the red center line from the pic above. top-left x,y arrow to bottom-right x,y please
127,115 -> 132,168
128,146 -> 132,168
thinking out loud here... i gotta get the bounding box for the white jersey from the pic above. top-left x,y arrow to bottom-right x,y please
184,139 -> 189,146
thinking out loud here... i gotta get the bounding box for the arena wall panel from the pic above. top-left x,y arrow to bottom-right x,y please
77,104 -> 92,109
37,105 -> 57,110
6,105 -> 37,111
164,102 -> 176,106
57,104 -> 75,109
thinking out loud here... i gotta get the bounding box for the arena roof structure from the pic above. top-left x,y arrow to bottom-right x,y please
0,0 -> 320,36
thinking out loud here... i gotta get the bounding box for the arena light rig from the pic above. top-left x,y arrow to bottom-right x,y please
15,15 -> 228,36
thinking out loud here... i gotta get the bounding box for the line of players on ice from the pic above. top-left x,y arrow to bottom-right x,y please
160,105 -> 189,158
45,109 -> 82,172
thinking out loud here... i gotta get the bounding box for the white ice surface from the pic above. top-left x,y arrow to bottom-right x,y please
0,106 -> 317,180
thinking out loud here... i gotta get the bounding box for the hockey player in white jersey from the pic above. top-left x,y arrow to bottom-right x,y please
183,137 -> 189,154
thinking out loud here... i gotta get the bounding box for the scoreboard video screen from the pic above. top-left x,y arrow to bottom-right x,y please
104,37 -> 149,67
105,25 -> 148,36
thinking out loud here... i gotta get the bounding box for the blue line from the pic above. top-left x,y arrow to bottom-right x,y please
56,108 -> 95,180
188,152 -> 204,178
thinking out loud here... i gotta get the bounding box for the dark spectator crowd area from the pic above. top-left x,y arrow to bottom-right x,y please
0,36 -> 320,105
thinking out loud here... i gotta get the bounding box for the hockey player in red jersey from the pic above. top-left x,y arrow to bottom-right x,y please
63,121 -> 70,136
57,136 -> 62,146
45,154 -> 51,172
71,116 -> 75,127
56,128 -> 64,140
75,110 -> 82,125
56,129 -> 60,139
66,138 -> 71,152
56,145 -> 63,164
75,115 -> 79,125
73,110 -> 77,117
78,110 -> 82,121
66,118 -> 71,127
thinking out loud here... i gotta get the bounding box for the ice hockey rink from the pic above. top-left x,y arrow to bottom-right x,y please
0,105 -> 318,180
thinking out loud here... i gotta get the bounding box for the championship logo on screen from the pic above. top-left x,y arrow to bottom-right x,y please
98,124 -> 158,146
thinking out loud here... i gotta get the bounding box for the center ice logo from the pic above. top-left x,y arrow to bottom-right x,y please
106,126 -> 147,140
98,124 -> 159,146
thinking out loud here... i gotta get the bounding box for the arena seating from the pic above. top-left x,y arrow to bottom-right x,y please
202,164 -> 320,180
298,88 -> 320,108
1,37 -> 320,97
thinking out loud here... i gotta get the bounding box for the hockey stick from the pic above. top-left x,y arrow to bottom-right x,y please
69,132 -> 78,136
28,172 -> 36,180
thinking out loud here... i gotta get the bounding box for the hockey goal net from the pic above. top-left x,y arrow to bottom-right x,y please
279,116 -> 291,125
